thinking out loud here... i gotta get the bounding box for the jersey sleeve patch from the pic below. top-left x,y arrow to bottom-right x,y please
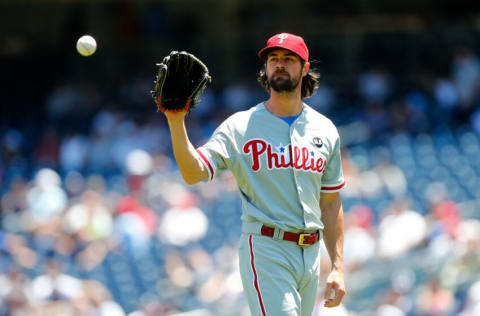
320,181 -> 345,193
196,148 -> 214,181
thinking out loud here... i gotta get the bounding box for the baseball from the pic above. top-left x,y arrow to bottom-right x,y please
76,35 -> 97,57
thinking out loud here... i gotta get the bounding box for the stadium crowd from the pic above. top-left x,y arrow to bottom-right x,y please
1,37 -> 480,316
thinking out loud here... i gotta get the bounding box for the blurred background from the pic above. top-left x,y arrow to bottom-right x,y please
1,0 -> 480,315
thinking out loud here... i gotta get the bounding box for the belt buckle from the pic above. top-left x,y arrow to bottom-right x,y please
298,233 -> 312,246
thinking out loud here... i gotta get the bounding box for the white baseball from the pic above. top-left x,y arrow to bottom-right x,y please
76,35 -> 97,57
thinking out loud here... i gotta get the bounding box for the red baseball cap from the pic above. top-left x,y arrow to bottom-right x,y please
258,32 -> 309,62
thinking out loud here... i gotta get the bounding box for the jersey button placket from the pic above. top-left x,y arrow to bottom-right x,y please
290,118 -> 308,226
290,122 -> 307,226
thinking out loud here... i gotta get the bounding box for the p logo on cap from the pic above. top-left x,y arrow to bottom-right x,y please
258,32 -> 309,62
277,34 -> 289,44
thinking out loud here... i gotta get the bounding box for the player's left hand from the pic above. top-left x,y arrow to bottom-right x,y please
151,51 -> 211,113
324,269 -> 346,308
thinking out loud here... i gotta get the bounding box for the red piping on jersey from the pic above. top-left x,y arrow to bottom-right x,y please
321,182 -> 345,191
196,149 -> 214,181
249,235 -> 267,316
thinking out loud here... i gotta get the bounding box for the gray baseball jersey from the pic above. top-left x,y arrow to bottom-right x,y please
196,102 -> 344,316
197,102 -> 344,232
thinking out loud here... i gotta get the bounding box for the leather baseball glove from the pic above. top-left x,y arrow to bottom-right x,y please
151,51 -> 211,112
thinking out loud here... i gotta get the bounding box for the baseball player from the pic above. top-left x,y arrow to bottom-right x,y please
162,33 -> 346,316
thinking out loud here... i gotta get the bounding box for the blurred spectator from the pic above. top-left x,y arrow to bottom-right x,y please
363,101 -> 391,137
425,182 -> 461,239
34,129 -> 60,168
126,149 -> 153,178
389,269 -> 416,312
189,88 -> 217,120
45,81 -> 80,120
115,195 -> 157,257
378,199 -> 427,258
60,132 -> 89,172
2,129 -> 24,166
1,175 -> 27,216
358,67 -> 391,104
376,304 -> 405,316
313,303 -> 350,316
433,77 -> 459,125
157,185 -> 208,247
63,190 -> 114,269
221,80 -> 254,112
404,91 -> 430,133
338,149 -> 361,198
27,259 -> 83,304
415,278 -> 455,316
87,132 -> 114,173
390,100 -> 410,134
4,234 -> 38,269
64,171 -> 86,197
26,168 -> 67,225
307,83 -> 336,113
343,205 -> 376,270
0,268 -> 29,315
459,280 -> 480,316
452,46 -> 480,108
372,147 -> 407,197
470,108 -> 480,135
434,77 -> 459,110
82,280 -> 126,315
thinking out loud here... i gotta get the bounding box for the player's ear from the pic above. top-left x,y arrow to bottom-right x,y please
302,62 -> 310,77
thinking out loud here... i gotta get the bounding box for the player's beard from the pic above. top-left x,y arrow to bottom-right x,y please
268,69 -> 301,93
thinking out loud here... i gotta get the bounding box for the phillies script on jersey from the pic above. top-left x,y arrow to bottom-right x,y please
243,138 -> 327,173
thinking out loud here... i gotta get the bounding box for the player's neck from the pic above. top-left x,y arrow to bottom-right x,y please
265,90 -> 303,117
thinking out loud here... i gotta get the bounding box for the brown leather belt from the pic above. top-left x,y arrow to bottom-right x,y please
260,225 -> 320,246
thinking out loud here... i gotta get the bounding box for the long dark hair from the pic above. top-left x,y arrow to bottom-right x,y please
257,61 -> 320,98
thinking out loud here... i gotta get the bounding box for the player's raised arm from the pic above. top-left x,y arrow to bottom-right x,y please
164,110 -> 209,184
151,51 -> 211,184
